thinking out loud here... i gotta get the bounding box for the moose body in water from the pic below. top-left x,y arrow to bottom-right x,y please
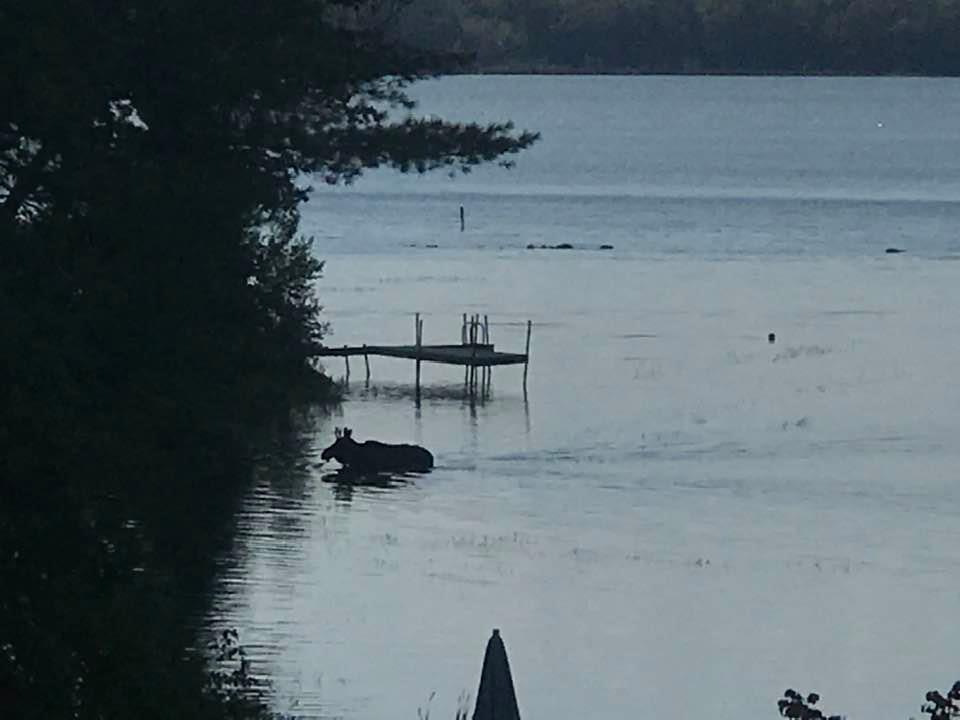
321,428 -> 434,474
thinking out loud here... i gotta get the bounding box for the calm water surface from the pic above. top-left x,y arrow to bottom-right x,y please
207,76 -> 960,720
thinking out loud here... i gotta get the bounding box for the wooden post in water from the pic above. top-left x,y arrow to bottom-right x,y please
344,345 -> 350,383
463,313 -> 469,385
522,321 -> 532,392
415,313 -> 422,395
470,314 -> 479,397
483,314 -> 490,396
467,315 -> 474,396
363,344 -> 370,384
460,205 -> 465,232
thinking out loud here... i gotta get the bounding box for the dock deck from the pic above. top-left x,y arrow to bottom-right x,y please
313,343 -> 527,367
312,315 -> 532,398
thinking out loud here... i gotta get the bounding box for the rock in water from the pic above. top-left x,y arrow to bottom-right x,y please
473,629 -> 521,720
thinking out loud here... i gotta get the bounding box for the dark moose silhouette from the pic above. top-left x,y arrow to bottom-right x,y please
320,427 -> 434,473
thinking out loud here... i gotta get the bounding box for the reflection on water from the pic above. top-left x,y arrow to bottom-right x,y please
348,380 -> 500,404
320,468 -> 417,505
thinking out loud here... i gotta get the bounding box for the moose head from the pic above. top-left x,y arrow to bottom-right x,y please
321,427 -> 357,464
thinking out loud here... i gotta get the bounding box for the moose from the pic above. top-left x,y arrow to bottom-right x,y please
320,427 -> 434,474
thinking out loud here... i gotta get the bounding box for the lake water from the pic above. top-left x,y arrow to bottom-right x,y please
206,76 -> 960,720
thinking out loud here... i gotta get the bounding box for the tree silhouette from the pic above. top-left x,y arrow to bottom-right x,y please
920,681 -> 960,720
777,688 -> 843,720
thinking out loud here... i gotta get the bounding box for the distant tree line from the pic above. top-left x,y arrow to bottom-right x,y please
393,0 -> 960,75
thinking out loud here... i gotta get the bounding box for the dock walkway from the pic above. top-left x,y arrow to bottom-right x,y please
314,343 -> 527,367
312,314 -> 532,397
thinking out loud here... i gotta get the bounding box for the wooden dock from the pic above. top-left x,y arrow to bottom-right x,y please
314,343 -> 527,367
312,314 -> 532,398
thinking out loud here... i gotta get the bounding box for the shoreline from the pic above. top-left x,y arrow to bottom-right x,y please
454,65 -> 960,79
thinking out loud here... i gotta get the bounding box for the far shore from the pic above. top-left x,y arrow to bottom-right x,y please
458,64 -> 960,79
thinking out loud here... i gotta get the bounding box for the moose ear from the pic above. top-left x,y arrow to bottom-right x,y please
343,428 -> 352,438
335,427 -> 341,438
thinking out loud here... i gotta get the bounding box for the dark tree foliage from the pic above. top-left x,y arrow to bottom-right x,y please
394,0 -> 960,75
777,682 -> 960,720
777,689 -> 843,720
921,681 -> 960,720
0,0 -> 536,717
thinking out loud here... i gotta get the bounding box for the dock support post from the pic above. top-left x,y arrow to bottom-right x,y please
415,313 -> 422,396
482,315 -> 490,396
344,345 -> 350,383
462,312 -> 469,388
476,315 -> 481,393
363,344 -> 370,385
522,321 -> 532,392
470,316 -> 479,398
460,205 -> 465,232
